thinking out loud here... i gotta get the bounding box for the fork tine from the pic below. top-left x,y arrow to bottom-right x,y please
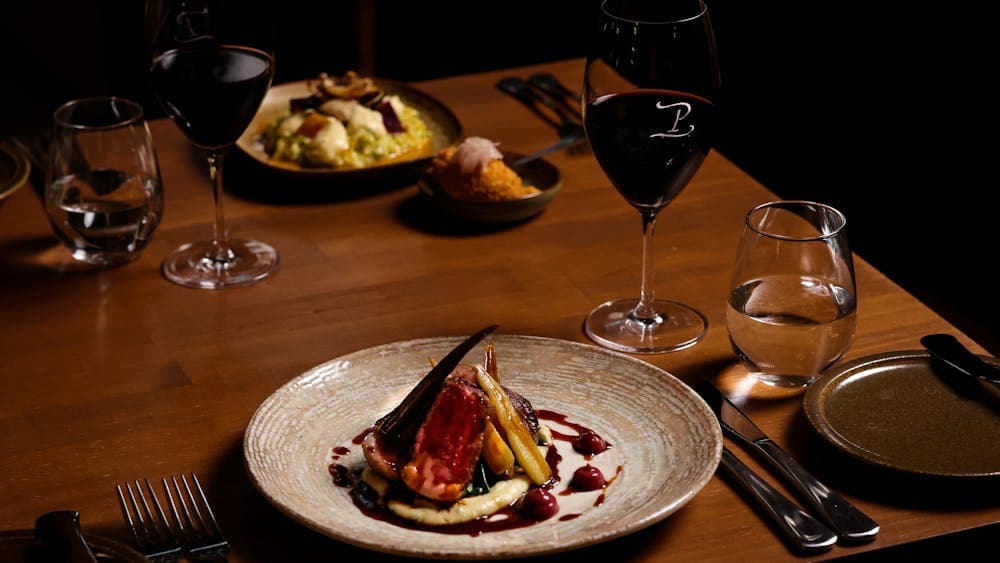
115,479 -> 183,562
128,481 -> 157,542
170,475 -> 197,535
174,473 -> 229,559
180,474 -> 208,534
115,483 -> 142,546
141,478 -> 176,542
189,473 -> 223,536
161,476 -> 187,537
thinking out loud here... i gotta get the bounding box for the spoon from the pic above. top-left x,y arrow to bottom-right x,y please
34,510 -> 98,563
921,333 -> 1000,390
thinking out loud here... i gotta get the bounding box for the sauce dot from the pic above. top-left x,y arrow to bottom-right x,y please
572,430 -> 608,455
519,488 -> 559,520
570,464 -> 607,491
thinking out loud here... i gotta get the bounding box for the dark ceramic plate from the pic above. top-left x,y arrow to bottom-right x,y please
0,529 -> 147,562
417,151 -> 562,223
804,350 -> 1000,477
0,142 -> 30,203
236,78 -> 461,187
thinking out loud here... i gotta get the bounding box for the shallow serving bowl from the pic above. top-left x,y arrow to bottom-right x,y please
236,78 -> 462,188
0,141 -> 30,204
417,151 -> 562,223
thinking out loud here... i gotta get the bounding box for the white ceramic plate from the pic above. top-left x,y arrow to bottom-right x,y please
243,334 -> 722,560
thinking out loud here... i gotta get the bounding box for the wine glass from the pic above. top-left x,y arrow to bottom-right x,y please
582,0 -> 721,353
145,0 -> 278,289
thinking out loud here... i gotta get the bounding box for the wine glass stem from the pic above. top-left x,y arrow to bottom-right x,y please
206,151 -> 231,263
635,208 -> 661,322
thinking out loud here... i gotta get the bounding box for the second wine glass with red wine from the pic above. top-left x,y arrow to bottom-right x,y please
145,0 -> 279,289
582,0 -> 720,353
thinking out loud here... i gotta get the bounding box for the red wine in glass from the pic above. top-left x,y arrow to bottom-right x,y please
582,0 -> 720,353
150,45 -> 273,149
146,0 -> 279,289
585,89 -> 716,209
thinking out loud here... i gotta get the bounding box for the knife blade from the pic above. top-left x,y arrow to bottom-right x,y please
694,381 -> 880,544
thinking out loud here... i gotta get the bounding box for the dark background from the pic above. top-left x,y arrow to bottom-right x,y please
1,1 -> 996,355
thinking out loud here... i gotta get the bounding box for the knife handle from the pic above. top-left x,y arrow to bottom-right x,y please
719,448 -> 837,553
756,439 -> 880,543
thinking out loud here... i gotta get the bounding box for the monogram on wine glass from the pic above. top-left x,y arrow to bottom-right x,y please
173,1 -> 212,44
651,101 -> 695,139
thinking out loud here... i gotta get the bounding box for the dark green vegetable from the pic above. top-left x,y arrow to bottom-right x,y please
464,459 -> 492,497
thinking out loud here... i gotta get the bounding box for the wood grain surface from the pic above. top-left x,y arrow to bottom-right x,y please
1,59 -> 996,562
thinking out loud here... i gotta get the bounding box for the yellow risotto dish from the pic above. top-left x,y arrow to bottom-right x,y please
264,72 -> 432,169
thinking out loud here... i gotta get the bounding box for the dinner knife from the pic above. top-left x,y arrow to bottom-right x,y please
718,447 -> 837,553
694,381 -> 880,544
921,333 -> 1000,391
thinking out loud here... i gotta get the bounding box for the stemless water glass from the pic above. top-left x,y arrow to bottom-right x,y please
45,97 -> 163,266
145,0 -> 278,289
582,0 -> 720,353
727,201 -> 857,388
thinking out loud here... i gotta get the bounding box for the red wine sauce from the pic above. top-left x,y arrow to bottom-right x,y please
327,409 -> 613,536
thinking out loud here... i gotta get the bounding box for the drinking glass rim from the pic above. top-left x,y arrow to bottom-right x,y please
600,0 -> 708,25
746,200 -> 847,241
53,96 -> 145,131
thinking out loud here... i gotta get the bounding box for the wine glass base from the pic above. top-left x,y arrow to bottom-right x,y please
162,239 -> 279,289
584,298 -> 708,354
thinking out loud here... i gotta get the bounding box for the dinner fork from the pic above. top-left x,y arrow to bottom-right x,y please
496,77 -> 586,146
116,473 -> 229,562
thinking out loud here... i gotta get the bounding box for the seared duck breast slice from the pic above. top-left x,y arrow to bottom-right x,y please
401,377 -> 492,502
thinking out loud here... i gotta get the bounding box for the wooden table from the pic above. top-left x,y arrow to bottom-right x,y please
1,59 -> 996,562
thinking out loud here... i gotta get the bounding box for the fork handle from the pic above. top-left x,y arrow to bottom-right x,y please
754,439 -> 880,543
496,77 -> 577,124
719,448 -> 837,553
34,511 -> 98,563
528,72 -> 583,104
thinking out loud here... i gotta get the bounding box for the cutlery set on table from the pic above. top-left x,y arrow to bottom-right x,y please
494,73 -> 588,168
694,382 -> 878,553
22,474 -> 228,562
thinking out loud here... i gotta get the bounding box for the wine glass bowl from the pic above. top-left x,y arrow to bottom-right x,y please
146,0 -> 279,289
582,0 -> 720,353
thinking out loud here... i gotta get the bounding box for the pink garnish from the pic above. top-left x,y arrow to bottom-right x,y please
453,137 -> 503,175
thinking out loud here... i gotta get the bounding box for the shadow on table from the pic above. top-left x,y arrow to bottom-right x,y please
395,193 -> 540,237
784,407 -> 1000,511
223,151 -> 426,206
207,432 -> 694,562
0,234 -> 113,279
